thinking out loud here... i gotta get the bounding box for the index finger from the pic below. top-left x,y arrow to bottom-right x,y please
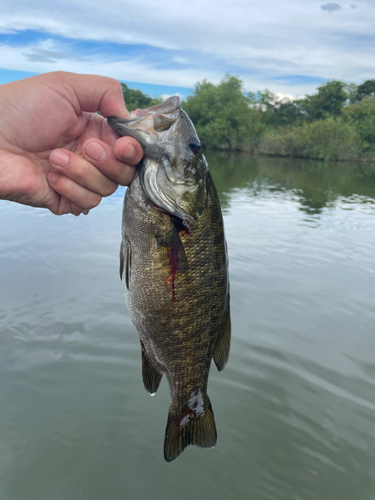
81,136 -> 143,185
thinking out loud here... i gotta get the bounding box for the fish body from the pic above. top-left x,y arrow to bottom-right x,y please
108,97 -> 230,462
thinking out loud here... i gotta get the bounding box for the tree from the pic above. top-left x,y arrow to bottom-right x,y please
354,79 -> 375,103
344,95 -> 375,151
344,82 -> 358,105
301,80 -> 347,121
248,90 -> 306,127
183,75 -> 264,151
120,83 -> 162,112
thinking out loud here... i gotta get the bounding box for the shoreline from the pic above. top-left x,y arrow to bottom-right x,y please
203,147 -> 375,164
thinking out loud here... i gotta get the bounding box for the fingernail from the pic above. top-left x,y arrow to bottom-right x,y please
50,151 -> 69,167
47,171 -> 59,183
123,144 -> 135,160
85,141 -> 106,161
83,209 -> 89,216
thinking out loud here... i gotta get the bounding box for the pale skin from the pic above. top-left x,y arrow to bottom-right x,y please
0,71 -> 142,216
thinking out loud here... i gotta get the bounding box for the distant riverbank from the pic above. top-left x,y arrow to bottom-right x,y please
123,74 -> 375,163
204,117 -> 375,163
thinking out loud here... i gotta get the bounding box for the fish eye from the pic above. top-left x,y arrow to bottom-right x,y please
189,143 -> 201,155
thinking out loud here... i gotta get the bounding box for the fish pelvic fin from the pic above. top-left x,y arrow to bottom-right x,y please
164,395 -> 217,462
213,300 -> 231,372
141,340 -> 163,395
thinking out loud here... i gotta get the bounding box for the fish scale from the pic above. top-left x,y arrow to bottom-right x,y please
108,96 -> 230,462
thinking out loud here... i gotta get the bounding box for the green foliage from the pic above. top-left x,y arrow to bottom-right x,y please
121,76 -> 375,161
344,82 -> 359,105
182,75 -> 264,152
271,99 -> 306,127
354,79 -> 375,103
259,118 -> 363,161
121,83 -> 162,112
248,89 -> 306,127
343,96 -> 375,153
301,80 -> 347,121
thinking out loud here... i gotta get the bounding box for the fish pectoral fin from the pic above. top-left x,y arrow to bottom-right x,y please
164,396 -> 217,462
119,242 -> 124,281
156,225 -> 189,272
141,340 -> 163,395
168,236 -> 189,273
125,241 -> 131,290
120,241 -> 131,289
213,300 -> 231,372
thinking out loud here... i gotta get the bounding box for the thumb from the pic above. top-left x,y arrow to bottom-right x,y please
57,72 -> 131,119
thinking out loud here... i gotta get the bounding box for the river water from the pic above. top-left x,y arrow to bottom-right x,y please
1,153 -> 375,500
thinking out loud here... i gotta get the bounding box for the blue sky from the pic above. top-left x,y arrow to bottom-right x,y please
0,0 -> 374,100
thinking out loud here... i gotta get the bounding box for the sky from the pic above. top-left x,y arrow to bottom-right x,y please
0,0 -> 374,99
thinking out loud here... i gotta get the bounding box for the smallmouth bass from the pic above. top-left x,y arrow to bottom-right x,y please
108,96 -> 230,462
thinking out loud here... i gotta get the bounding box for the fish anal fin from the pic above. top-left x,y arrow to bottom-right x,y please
141,340 -> 163,395
164,396 -> 217,462
213,301 -> 231,372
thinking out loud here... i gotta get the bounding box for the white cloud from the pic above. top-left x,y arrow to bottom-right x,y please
0,40 -> 222,88
0,0 -> 375,95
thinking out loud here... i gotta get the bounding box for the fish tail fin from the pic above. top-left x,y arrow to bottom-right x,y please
163,396 -> 217,462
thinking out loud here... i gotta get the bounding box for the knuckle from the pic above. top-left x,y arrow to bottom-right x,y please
110,78 -> 123,93
102,76 -> 122,95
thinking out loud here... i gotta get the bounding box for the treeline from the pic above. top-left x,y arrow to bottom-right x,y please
183,76 -> 375,161
121,76 -> 375,161
121,83 -> 161,111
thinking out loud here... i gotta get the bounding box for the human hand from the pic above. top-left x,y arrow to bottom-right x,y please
0,71 -> 143,215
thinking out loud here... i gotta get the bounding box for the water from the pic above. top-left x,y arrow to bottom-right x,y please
1,153 -> 375,500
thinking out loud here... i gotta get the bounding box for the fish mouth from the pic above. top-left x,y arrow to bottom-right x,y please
107,96 -> 181,147
130,95 -> 181,117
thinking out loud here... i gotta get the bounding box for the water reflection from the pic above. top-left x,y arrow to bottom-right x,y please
1,153 -> 375,500
207,151 -> 375,215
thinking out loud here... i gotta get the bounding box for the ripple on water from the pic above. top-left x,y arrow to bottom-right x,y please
2,157 -> 375,500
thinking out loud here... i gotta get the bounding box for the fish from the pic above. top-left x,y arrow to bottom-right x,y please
107,96 -> 230,462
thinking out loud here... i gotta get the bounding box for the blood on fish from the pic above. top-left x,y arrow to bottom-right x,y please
165,244 -> 179,302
